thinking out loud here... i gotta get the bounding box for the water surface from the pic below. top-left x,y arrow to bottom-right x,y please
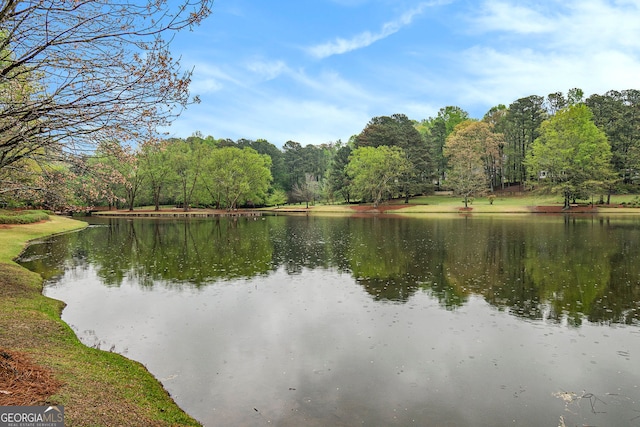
19,215 -> 640,426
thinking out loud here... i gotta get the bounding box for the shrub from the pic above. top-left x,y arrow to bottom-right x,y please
0,210 -> 50,224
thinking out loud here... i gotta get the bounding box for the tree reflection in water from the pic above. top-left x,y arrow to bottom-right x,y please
20,215 -> 640,327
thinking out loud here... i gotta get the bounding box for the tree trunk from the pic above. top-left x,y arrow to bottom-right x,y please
154,184 -> 162,211
182,181 -> 189,212
128,191 -> 135,211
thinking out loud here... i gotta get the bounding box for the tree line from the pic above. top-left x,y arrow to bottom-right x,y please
3,87 -> 640,210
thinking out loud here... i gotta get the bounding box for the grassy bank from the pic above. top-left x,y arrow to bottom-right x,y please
268,193 -> 640,214
0,214 -> 201,426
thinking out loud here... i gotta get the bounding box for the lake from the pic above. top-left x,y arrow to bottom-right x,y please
18,214 -> 640,426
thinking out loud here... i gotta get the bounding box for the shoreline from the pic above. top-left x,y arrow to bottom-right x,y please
0,215 -> 202,426
91,203 -> 640,217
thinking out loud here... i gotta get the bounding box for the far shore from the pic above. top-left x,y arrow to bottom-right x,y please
91,199 -> 640,217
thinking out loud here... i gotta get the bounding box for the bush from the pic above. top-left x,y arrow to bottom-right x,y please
628,196 -> 640,207
0,210 -> 50,224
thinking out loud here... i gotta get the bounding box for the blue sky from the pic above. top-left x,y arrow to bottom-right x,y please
166,0 -> 640,146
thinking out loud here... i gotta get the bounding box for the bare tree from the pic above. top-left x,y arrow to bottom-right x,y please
0,0 -> 212,199
291,173 -> 320,208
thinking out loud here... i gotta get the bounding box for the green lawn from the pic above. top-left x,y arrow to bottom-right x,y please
274,192 -> 640,213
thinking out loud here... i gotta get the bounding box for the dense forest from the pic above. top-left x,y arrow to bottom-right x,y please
2,88 -> 639,211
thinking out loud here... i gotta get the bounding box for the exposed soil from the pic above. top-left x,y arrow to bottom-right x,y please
348,204 -> 409,213
530,205 -> 600,213
0,220 -> 48,229
349,204 -> 607,214
0,348 -> 62,406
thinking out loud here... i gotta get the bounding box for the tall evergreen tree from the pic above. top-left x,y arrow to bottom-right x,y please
355,114 -> 432,201
504,96 -> 546,185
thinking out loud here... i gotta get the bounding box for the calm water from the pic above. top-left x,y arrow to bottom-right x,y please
18,215 -> 640,426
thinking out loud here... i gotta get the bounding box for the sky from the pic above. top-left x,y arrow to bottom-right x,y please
165,0 -> 640,147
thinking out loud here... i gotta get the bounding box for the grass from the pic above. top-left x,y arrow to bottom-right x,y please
268,193 -> 640,214
0,214 -> 201,426
0,213 -> 82,264
96,193 -> 640,215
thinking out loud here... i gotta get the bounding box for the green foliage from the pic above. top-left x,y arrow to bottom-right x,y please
444,121 -> 500,207
503,95 -> 547,183
166,138 -> 206,211
201,146 -> 272,209
355,114 -> 432,201
0,209 -> 49,224
525,104 -> 613,208
281,141 -> 334,193
237,138 -> 288,190
586,89 -> 640,184
346,146 -> 411,207
267,188 -> 288,207
327,144 -> 352,203
418,106 -> 470,189
139,140 -> 178,211
620,196 -> 640,207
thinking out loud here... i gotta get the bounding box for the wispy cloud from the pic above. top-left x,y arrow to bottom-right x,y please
307,2 -> 436,59
457,0 -> 640,108
472,0 -> 640,48
245,59 -> 289,81
473,1 -> 554,34
188,63 -> 244,94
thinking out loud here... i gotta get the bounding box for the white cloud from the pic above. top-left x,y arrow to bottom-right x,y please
472,0 -> 640,49
307,2 -> 435,59
245,59 -> 289,81
455,0 -> 640,111
174,96 -> 370,145
188,63 -> 245,94
166,63 -> 377,145
556,0 -> 640,50
473,1 -> 554,34
289,69 -> 377,105
448,43 -> 640,111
